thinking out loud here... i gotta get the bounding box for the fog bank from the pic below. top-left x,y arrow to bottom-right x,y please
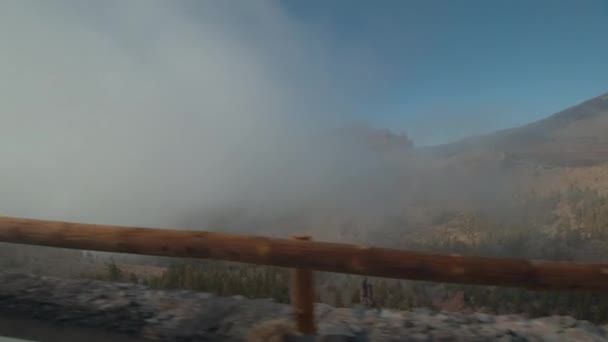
0,1 -> 399,228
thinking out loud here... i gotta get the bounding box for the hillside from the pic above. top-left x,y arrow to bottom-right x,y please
169,93 -> 608,249
427,92 -> 608,167
5,92 -> 608,327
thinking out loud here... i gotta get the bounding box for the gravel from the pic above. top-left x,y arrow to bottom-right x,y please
1,271 -> 607,341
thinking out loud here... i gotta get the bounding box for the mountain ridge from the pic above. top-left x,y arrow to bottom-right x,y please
423,91 -> 608,166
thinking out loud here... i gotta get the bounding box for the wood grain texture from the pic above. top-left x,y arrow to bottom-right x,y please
289,235 -> 315,334
1,216 -> 608,291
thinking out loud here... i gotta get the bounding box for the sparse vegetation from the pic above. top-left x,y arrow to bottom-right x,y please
86,186 -> 608,323
6,177 -> 608,324
137,261 -> 291,303
106,259 -> 123,281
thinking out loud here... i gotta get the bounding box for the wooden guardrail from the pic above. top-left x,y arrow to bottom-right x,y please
2,215 -> 608,290
2,215 -> 608,334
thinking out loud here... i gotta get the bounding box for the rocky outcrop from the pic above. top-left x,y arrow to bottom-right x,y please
1,271 -> 608,341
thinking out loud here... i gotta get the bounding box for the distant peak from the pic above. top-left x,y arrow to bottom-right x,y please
425,90 -> 608,166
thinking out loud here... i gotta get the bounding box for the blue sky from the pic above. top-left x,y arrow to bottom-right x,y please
283,0 -> 608,145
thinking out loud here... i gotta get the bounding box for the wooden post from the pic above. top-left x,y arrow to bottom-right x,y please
289,235 -> 316,335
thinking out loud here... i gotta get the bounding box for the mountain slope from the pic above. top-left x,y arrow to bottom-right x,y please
427,92 -> 608,166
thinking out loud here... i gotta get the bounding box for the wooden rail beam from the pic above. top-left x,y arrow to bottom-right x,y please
2,215 -> 608,291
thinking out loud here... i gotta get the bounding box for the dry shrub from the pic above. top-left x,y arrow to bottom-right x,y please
247,319 -> 297,342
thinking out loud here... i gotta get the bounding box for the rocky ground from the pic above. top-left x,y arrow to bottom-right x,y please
1,271 -> 608,341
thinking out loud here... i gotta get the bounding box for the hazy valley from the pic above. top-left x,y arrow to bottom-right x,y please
4,92 -> 608,324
